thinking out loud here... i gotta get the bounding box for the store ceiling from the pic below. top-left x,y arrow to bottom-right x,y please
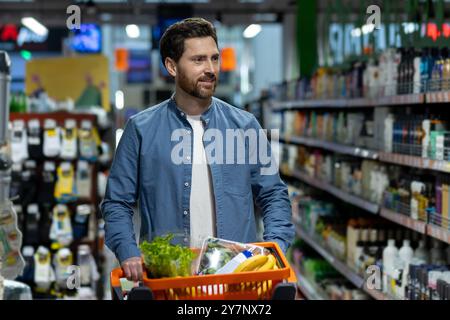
0,0 -> 297,26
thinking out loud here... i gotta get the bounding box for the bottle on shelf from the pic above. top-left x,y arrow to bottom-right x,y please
414,239 -> 429,263
382,239 -> 399,293
430,239 -> 446,266
399,239 -> 414,268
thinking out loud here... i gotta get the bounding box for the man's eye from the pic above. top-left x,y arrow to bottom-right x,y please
212,56 -> 219,62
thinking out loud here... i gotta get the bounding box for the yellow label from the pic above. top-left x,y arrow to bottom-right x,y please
54,165 -> 74,198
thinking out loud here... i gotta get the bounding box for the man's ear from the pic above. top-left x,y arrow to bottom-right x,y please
165,57 -> 177,77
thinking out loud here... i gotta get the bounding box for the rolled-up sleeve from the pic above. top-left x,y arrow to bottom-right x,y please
100,118 -> 141,263
248,116 -> 295,253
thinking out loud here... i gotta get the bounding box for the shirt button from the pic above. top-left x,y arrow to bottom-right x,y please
186,130 -> 191,134
180,112 -> 185,116
186,155 -> 191,161
184,237 -> 188,243
183,210 -> 188,215
184,182 -> 189,187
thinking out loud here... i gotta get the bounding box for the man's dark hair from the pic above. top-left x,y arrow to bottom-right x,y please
159,17 -> 218,66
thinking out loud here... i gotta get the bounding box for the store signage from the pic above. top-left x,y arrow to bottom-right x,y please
220,47 -> 237,72
0,24 -> 18,42
0,24 -> 47,45
426,23 -> 450,42
115,48 -> 129,72
0,24 -> 67,52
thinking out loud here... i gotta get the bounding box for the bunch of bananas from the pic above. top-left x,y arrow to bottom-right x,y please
233,254 -> 278,273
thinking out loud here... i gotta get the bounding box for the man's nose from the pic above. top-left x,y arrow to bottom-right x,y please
204,59 -> 215,74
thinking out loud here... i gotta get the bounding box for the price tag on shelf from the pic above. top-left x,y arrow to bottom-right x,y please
445,162 -> 450,173
428,225 -> 450,244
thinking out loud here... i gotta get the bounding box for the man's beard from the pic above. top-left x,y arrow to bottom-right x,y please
178,70 -> 217,99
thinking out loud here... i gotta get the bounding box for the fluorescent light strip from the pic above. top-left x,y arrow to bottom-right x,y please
115,90 -> 124,110
126,24 -> 140,39
21,17 -> 48,37
243,24 -> 261,38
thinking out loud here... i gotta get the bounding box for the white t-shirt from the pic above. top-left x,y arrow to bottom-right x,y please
186,115 -> 216,248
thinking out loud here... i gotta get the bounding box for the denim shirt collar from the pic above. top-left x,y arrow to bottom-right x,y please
169,93 -> 215,126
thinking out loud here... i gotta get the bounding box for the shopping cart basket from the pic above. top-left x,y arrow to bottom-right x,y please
110,241 -> 297,300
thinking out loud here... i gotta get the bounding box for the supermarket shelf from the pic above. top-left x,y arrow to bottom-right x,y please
280,135 -> 379,160
286,169 -> 380,214
379,152 -> 450,173
426,91 -> 450,104
380,208 -> 450,244
376,93 -> 425,106
380,208 -> 427,235
427,224 -> 450,245
295,226 -> 391,300
277,135 -> 450,173
272,99 -> 349,111
271,93 -> 426,111
295,226 -> 365,288
294,268 -> 327,300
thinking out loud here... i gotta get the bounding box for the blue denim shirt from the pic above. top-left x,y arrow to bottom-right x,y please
100,96 -> 295,263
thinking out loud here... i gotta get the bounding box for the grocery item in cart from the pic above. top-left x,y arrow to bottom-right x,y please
140,234 -> 197,279
196,237 -> 267,275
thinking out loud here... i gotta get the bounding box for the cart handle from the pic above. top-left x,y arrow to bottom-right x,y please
110,268 -> 125,300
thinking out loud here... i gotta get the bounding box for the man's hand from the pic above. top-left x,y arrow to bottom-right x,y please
121,256 -> 143,282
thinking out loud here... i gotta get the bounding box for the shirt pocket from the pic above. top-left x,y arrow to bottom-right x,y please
222,164 -> 251,196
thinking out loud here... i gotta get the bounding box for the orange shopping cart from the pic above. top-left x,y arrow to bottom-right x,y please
110,242 -> 297,300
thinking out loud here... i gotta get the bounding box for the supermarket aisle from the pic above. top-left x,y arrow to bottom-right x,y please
1,0 -> 450,303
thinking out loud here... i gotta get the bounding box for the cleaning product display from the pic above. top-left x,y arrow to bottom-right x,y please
267,32 -> 450,300
43,119 -> 61,159
291,240 -> 370,300
287,183 -> 450,300
5,111 -> 112,299
270,47 -> 450,103
281,145 -> 390,204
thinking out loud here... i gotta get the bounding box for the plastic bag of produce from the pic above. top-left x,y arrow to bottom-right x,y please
195,237 -> 267,275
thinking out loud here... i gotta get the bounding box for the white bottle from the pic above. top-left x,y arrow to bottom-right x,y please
430,239 -> 446,266
413,54 -> 421,94
382,239 -> 398,293
414,240 -> 429,263
384,114 -> 394,153
399,239 -> 414,267
215,250 -> 253,275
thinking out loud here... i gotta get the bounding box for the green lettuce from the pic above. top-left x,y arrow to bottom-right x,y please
140,234 -> 196,278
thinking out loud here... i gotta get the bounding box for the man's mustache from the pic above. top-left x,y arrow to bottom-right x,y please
199,74 -> 216,82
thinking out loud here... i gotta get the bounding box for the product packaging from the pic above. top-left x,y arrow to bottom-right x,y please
195,237 -> 267,275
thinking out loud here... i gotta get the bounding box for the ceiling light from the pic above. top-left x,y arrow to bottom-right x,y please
362,23 -> 375,34
243,24 -> 261,38
115,90 -> 124,110
126,24 -> 140,38
21,17 -> 48,37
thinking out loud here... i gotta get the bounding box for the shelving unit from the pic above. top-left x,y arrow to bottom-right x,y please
378,152 -> 450,173
379,208 -> 427,235
285,167 -> 450,244
283,169 -> 380,214
277,135 -> 450,173
272,90 -> 450,301
426,224 -> 450,245
294,268 -> 328,300
271,92 -> 431,111
295,226 -> 391,300
280,135 -> 379,160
